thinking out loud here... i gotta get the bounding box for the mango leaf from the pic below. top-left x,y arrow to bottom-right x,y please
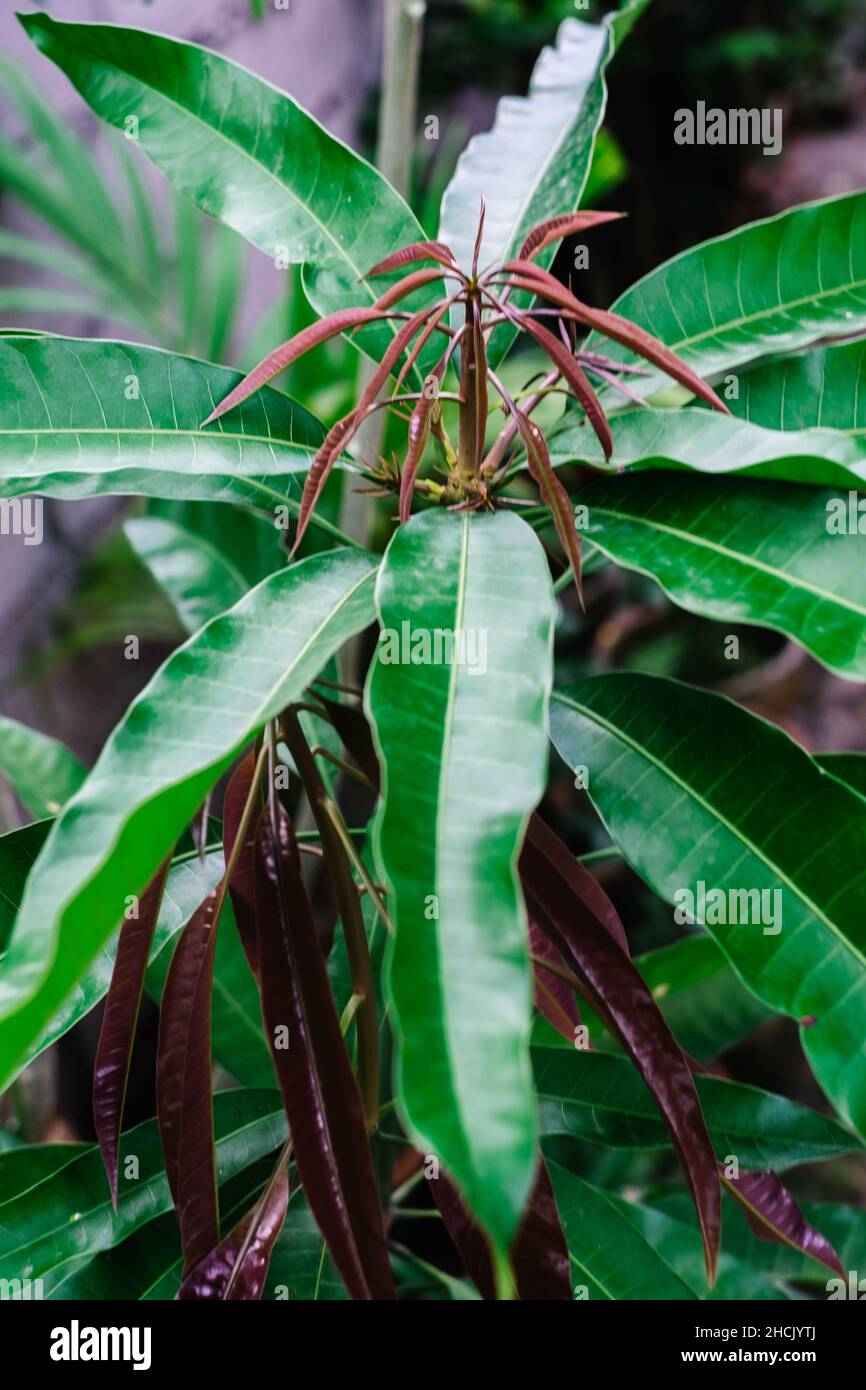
549,673 -> 866,1137
0,715 -> 85,819
534,1047 -> 860,1169
584,190 -> 866,396
0,1089 -> 285,1283
429,1161 -> 571,1300
0,1142 -> 87,1207
439,0 -> 651,362
729,338 -> 866,433
252,806 -> 394,1300
0,336 -> 335,525
612,1194 -> 791,1300
817,752 -> 866,801
263,1190 -> 350,1302
545,1157 -> 696,1299
0,548 -> 377,1090
124,517 -> 250,634
21,13 -> 438,383
579,474 -> 866,680
366,509 -> 555,1257
549,405 -> 866,488
727,1171 -> 844,1278
177,1150 -> 289,1300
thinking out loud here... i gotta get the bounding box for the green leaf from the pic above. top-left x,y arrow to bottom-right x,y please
21,13 -> 438,382
440,1 -> 650,362
728,338 -> 866,433
549,673 -> 866,1137
534,1047 -> 860,1168
816,752 -> 866,802
124,517 -> 250,634
550,404 -> 866,487
545,1157 -> 696,1299
578,473 -> 866,680
631,935 -> 773,1062
612,1195 -> 790,1300
366,510 -> 555,1255
0,548 -> 377,1089
585,190 -> 866,397
0,1089 -> 285,1282
0,1142 -> 88,1207
0,336 -> 334,523
0,715 -> 85,818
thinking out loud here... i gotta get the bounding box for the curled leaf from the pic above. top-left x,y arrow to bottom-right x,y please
365,240 -> 459,279
518,210 -> 625,263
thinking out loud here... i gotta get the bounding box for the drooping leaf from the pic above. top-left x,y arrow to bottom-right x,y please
21,13 -> 440,382
522,816 -> 720,1282
545,1157 -> 696,1299
430,1161 -> 571,1301
366,510 -> 555,1257
0,549 -> 377,1090
0,1089 -> 286,1283
726,1171 -> 844,1278
124,518 -> 249,634
584,189 -> 866,396
0,715 -> 85,819
156,890 -> 222,1271
579,474 -> 866,680
94,862 -> 170,1207
177,1150 -> 289,1300
440,1 -> 651,362
549,673 -> 866,1137
530,915 -> 581,1043
534,1047 -> 861,1168
252,806 -> 394,1300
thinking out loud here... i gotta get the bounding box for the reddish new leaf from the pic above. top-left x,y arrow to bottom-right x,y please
519,314 -> 613,458
94,861 -> 170,1206
177,1151 -> 290,1300
201,307 -> 390,426
156,891 -> 222,1272
725,1170 -> 844,1278
514,409 -> 584,594
365,241 -> 459,279
253,805 -> 394,1300
521,816 -> 721,1286
223,751 -> 262,979
373,266 -> 450,311
399,363 -> 445,522
529,916 -> 581,1043
503,261 -> 730,416
430,1161 -> 570,1300
294,304 -> 437,552
518,210 -> 625,263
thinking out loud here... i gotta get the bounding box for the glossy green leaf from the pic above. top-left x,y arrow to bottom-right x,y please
0,336 -> 334,523
534,1047 -> 860,1168
124,517 -> 250,634
0,715 -> 85,818
729,338 -> 866,433
585,190 -> 866,397
0,548 -> 377,1089
439,1 -> 650,361
545,1157 -> 696,1299
816,752 -> 866,802
549,673 -> 866,1137
0,1089 -> 285,1283
366,509 -> 555,1256
550,404 -> 866,487
21,13 -> 438,382
579,473 -> 866,679
0,1142 -> 87,1207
